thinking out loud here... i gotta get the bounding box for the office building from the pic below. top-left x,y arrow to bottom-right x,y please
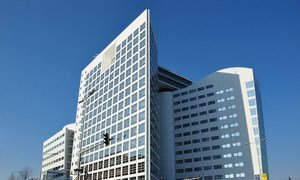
41,123 -> 75,180
70,9 -> 162,180
69,9 -> 268,180
160,67 -> 268,180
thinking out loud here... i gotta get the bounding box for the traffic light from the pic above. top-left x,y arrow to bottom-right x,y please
103,133 -> 112,146
74,168 -> 83,173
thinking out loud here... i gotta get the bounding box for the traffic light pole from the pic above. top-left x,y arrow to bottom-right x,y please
76,89 -> 96,180
75,88 -> 113,180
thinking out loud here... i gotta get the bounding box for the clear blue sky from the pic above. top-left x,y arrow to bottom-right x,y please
0,0 -> 299,179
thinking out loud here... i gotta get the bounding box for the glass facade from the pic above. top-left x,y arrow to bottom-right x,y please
71,10 -> 162,180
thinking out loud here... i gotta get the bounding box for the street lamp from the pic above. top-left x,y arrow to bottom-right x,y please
75,89 -> 96,180
245,137 -> 267,180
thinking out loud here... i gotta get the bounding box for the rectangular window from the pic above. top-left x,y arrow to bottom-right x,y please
207,92 -> 215,97
199,111 -> 207,116
210,126 -> 218,131
252,117 -> 258,125
204,166 -> 212,170
246,81 -> 254,89
198,95 -> 205,99
249,98 -> 257,106
201,128 -> 209,133
247,89 -> 255,97
200,119 -> 208,124
198,87 -> 205,91
199,103 -> 206,107
190,105 -> 197,109
207,100 -> 216,105
250,108 -> 257,115
209,118 -> 217,122
191,113 -> 198,117
206,85 -> 213,89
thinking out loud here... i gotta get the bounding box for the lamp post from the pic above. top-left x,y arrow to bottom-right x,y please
245,137 -> 267,180
76,89 -> 96,180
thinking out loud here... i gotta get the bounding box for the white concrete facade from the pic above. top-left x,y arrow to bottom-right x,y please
168,67 -> 268,180
41,123 -> 75,180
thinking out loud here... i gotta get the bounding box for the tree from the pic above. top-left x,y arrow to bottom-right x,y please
8,173 -> 16,180
18,167 -> 33,180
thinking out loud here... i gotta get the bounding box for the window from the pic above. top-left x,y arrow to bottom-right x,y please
138,148 -> 145,159
199,111 -> 207,116
181,99 -> 188,103
193,148 -> 201,152
189,89 -> 197,93
199,102 -> 206,107
123,153 -> 129,163
173,93 -> 180,98
214,165 -> 222,169
198,87 -> 205,91
183,132 -> 190,136
175,151 -> 183,155
182,107 -> 189,111
209,118 -> 217,122
201,128 -> 209,133
253,127 -> 259,135
130,139 -> 136,149
203,166 -> 212,170
211,136 -> 219,140
138,135 -> 145,146
252,117 -> 258,125
122,166 -> 128,176
174,101 -> 180,105
210,126 -> 218,131
213,155 -> 221,159
191,121 -> 199,126
194,157 -> 202,162
193,139 -> 200,143
212,145 -> 221,150
130,151 -> 136,161
138,162 -> 145,173
209,109 -> 216,114
176,160 -> 183,164
246,81 -> 254,89
190,97 -> 197,101
181,91 -> 188,96
175,133 -> 182,138
139,123 -> 145,133
247,89 -> 255,97
206,85 -> 213,89
190,105 -> 197,109
184,158 -> 192,163
194,167 -> 202,171
198,95 -> 205,99
175,142 -> 182,146
184,149 -> 192,154
207,92 -> 214,97
182,123 -> 190,127
192,130 -> 200,134
200,119 -> 208,124
202,137 -> 210,142
249,98 -> 257,106
207,100 -> 215,105
202,147 -> 211,151
130,164 -> 136,174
